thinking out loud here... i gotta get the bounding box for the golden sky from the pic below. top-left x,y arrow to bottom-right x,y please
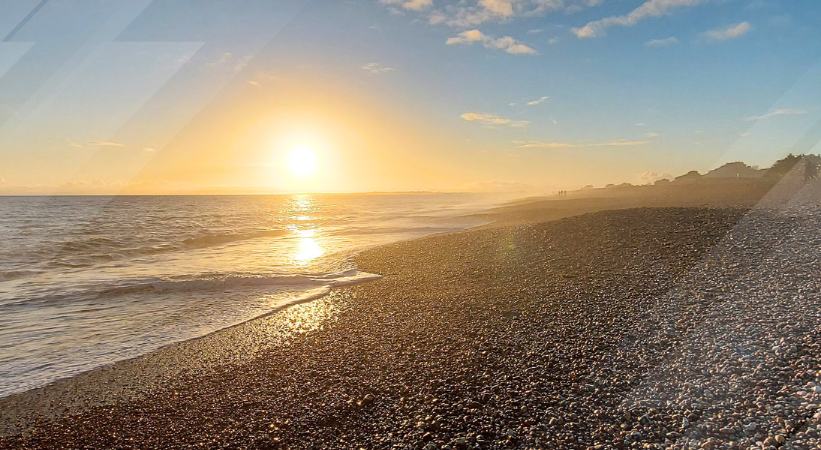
1,1 -> 819,194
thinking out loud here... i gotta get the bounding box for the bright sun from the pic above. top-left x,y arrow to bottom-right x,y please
287,146 -> 317,177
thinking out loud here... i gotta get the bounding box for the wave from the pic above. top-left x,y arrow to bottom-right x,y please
41,228 -> 291,269
0,269 -> 42,282
2,269 -> 381,309
182,229 -> 289,249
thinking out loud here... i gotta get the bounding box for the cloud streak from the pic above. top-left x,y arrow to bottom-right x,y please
462,112 -> 530,128
744,108 -> 806,121
573,0 -> 703,39
526,96 -> 550,106
645,36 -> 679,47
88,141 -> 126,148
515,139 -> 650,149
701,22 -> 752,41
447,29 -> 536,55
361,62 -> 396,75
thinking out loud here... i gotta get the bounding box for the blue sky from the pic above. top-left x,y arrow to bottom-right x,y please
1,0 -> 820,193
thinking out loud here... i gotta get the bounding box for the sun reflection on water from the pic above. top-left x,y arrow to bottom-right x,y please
294,229 -> 324,264
292,195 -> 313,212
287,195 -> 325,265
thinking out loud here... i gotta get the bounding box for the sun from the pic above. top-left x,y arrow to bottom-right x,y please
287,145 -> 317,177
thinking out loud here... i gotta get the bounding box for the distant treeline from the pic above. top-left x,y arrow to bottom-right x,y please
595,154 -> 821,190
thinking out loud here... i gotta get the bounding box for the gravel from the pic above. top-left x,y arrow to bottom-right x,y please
1,206 -> 818,449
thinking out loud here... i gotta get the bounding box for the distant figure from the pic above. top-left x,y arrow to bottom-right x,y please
805,158 -> 818,182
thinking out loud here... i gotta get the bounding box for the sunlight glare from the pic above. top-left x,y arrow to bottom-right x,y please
287,146 -> 317,178
294,231 -> 324,264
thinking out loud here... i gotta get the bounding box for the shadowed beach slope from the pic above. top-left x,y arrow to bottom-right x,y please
1,206 -> 819,448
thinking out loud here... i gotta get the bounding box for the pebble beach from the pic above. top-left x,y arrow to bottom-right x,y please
1,206 -> 819,449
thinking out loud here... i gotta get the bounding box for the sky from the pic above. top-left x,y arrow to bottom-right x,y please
1,0 -> 820,194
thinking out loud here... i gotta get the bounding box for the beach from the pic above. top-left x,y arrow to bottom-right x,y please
3,1 -> 821,447
2,203 -> 819,448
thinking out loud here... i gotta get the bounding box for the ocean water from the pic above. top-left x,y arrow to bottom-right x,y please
0,193 -> 503,397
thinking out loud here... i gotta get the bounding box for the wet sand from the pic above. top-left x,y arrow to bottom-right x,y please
1,205 -> 819,448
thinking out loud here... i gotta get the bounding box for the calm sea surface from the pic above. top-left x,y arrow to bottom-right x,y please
0,193 -> 505,397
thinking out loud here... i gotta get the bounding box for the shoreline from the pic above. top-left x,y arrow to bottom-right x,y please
0,218 -> 490,433
2,205 -> 818,448
0,207 -> 494,405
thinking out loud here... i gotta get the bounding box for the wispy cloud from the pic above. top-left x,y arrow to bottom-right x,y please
246,72 -> 280,88
462,112 -> 530,128
207,51 -> 249,73
69,140 -> 155,152
88,141 -> 126,148
645,36 -> 679,47
573,0 -> 703,39
447,29 -> 536,55
701,22 -> 752,41
526,96 -> 550,106
361,62 -> 396,75
744,108 -> 806,121
379,0 -> 432,12
515,139 -> 650,149
65,138 -> 84,149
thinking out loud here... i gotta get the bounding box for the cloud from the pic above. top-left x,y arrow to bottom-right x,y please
403,0 -> 433,11
744,108 -> 806,121
379,0 -> 432,12
573,0 -> 703,39
701,22 -> 752,41
207,51 -> 249,73
65,138 -> 84,149
515,139 -> 649,148
480,0 -> 515,17
384,1 -> 599,28
447,29 -> 485,44
526,96 -> 550,106
88,141 -> 126,148
462,112 -> 530,128
361,62 -> 396,74
645,36 -> 679,47
246,71 -> 280,88
447,29 -> 536,55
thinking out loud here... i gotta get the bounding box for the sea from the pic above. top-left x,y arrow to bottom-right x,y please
0,193 -> 507,397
